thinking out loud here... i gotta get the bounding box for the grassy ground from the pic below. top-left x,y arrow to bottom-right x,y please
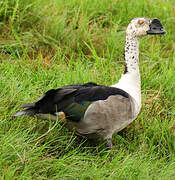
0,0 -> 175,179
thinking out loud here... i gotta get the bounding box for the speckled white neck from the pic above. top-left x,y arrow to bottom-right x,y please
112,35 -> 141,111
124,36 -> 140,73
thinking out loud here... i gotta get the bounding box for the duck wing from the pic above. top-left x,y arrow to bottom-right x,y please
13,82 -> 129,122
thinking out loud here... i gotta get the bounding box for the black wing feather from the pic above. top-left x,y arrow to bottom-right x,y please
35,83 -> 129,114
13,82 -> 129,121
74,86 -> 129,102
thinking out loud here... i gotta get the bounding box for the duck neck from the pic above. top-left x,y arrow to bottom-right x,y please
113,35 -> 142,110
124,35 -> 140,74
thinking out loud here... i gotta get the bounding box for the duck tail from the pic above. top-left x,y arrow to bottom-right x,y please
13,108 -> 36,118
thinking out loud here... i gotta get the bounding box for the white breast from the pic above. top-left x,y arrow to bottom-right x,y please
111,72 -> 142,115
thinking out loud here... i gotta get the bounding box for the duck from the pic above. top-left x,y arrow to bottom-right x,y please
13,17 -> 166,149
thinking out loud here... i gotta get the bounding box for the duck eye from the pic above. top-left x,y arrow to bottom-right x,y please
138,20 -> 144,25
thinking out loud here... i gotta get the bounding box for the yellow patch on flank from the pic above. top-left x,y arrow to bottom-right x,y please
59,112 -> 66,119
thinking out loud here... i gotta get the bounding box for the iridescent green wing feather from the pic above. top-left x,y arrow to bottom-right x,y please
64,101 -> 92,122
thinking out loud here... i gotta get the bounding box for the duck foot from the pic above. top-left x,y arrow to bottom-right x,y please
106,139 -> 112,150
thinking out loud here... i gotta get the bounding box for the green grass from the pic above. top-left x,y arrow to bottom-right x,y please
0,0 -> 175,179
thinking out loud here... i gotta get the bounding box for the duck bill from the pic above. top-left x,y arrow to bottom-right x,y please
147,18 -> 166,35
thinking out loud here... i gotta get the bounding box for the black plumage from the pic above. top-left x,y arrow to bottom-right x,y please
13,82 -> 129,122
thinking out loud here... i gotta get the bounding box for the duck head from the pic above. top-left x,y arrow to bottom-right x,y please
126,17 -> 166,38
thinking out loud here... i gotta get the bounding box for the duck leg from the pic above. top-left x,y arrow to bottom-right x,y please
106,139 -> 112,150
